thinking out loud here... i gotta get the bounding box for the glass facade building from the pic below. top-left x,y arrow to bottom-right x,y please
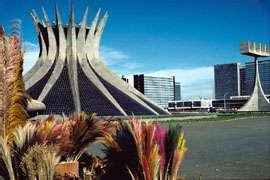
134,75 -> 176,108
214,63 -> 240,99
214,59 -> 270,99
175,82 -> 181,100
240,65 -> 247,95
245,60 -> 270,95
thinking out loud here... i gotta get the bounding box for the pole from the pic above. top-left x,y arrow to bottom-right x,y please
224,92 -> 228,112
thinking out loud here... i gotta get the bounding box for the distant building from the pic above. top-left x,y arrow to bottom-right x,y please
121,75 -> 129,83
168,99 -> 212,112
245,60 -> 270,95
134,74 -> 176,108
214,59 -> 270,98
239,64 -> 247,95
174,82 -> 181,100
214,63 -> 240,99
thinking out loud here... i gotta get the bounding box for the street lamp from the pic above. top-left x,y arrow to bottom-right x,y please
224,92 -> 229,112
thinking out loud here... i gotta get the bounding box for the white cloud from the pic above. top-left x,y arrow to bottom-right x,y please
146,67 -> 214,99
23,41 -> 39,52
121,62 -> 142,70
101,46 -> 129,66
146,67 -> 213,86
22,41 -> 39,74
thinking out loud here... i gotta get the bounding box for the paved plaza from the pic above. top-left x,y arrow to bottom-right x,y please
180,116 -> 270,179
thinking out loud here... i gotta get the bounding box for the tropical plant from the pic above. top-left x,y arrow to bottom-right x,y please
0,113 -> 118,179
21,144 -> 60,180
102,121 -> 144,180
0,136 -> 15,180
102,119 -> 187,180
0,28 -> 28,139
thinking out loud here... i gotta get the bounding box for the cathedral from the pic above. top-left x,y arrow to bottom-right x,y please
24,4 -> 169,116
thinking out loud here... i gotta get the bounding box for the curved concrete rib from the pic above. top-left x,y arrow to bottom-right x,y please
42,7 -> 51,25
42,8 -> 57,61
87,13 -> 163,115
55,5 -> 62,25
86,13 -> 169,114
38,7 -> 67,101
239,60 -> 270,111
79,6 -> 88,27
24,12 -> 47,82
66,4 -> 81,112
88,58 -> 159,115
25,8 -> 57,90
94,11 -> 108,42
88,9 -> 100,39
77,10 -> 127,116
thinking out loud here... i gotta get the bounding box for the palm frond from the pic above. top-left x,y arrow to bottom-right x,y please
170,132 -> 186,179
0,136 -> 15,180
107,119 -> 187,180
164,125 -> 187,180
102,121 -> 144,180
0,30 -> 27,138
7,59 -> 28,142
63,113 -> 117,161
155,123 -> 167,178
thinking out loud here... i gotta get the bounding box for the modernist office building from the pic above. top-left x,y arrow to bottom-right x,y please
239,64 -> 247,96
245,60 -> 270,95
134,75 -> 180,108
214,63 -> 240,99
24,5 -> 169,116
175,82 -> 181,100
215,59 -> 270,99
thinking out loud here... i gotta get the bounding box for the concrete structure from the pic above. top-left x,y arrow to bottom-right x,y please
245,60 -> 270,95
24,4 -> 169,116
167,95 -> 270,112
134,74 -> 175,108
214,59 -> 270,98
168,99 -> 212,111
238,42 -> 270,111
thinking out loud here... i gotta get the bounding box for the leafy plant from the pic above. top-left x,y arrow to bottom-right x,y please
0,136 -> 14,180
0,111 -> 119,179
102,119 -> 187,180
0,28 -> 28,139
102,121 -> 144,180
21,144 -> 60,180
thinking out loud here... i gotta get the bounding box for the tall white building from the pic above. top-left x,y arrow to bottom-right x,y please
134,75 -> 176,108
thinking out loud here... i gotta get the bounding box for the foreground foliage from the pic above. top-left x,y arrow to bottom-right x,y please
102,119 -> 187,180
0,113 -> 117,179
0,26 -> 186,180
0,29 -> 28,138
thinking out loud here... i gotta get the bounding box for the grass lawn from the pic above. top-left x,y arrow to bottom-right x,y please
156,112 -> 270,124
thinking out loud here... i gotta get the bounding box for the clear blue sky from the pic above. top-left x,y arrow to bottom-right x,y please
0,0 -> 269,99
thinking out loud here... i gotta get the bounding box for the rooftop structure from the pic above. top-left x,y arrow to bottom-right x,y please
24,4 -> 169,116
240,42 -> 270,57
